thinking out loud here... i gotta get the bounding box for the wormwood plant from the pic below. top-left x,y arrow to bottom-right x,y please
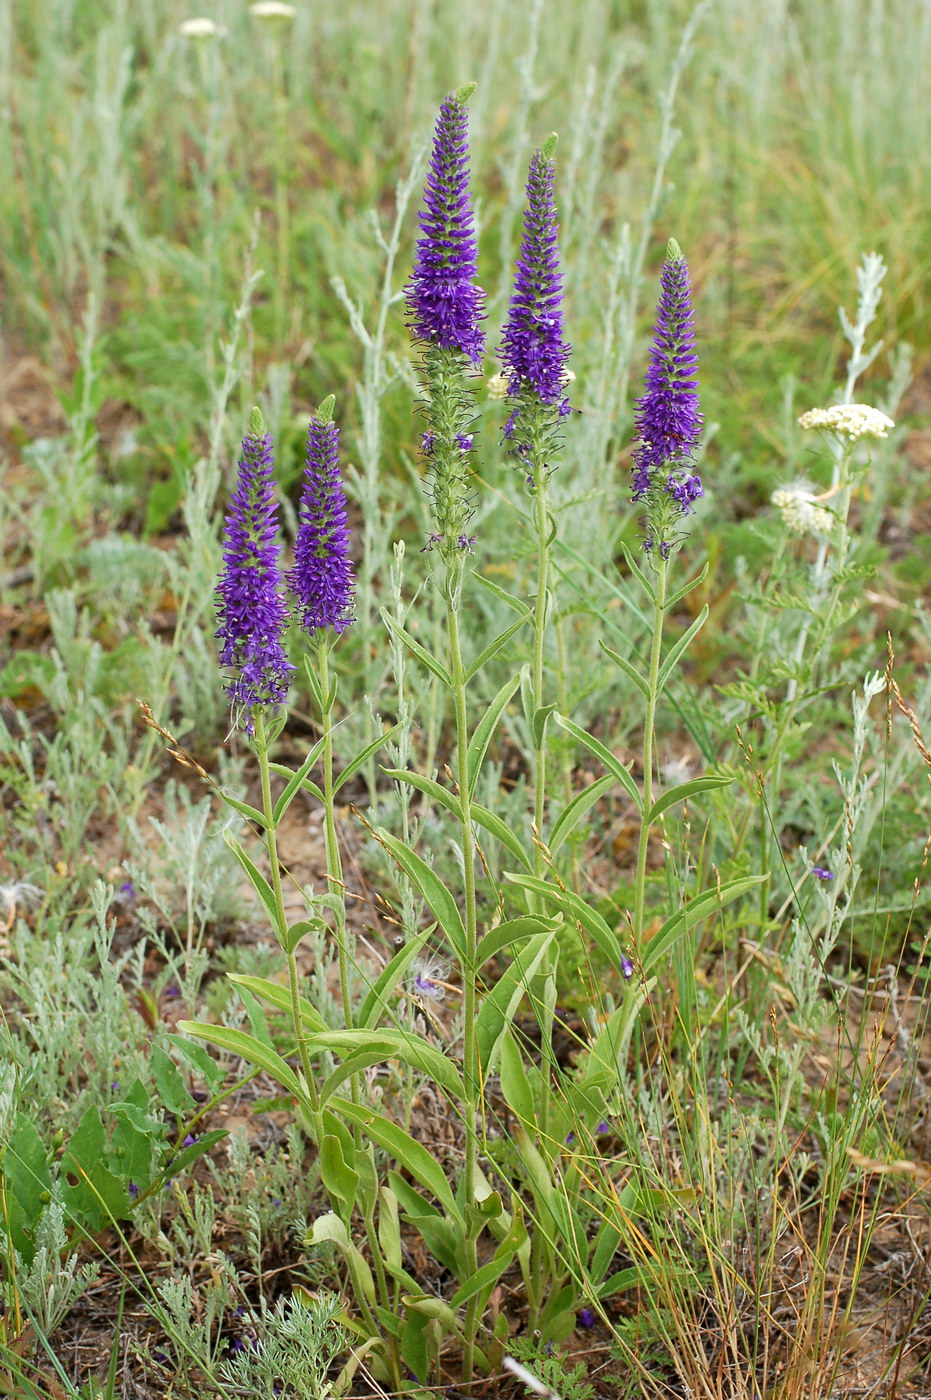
158,87 -> 771,1391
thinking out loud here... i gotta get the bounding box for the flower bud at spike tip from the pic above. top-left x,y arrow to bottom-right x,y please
540,132 -> 558,161
666,236 -> 683,262
316,394 -> 335,426
248,406 -> 266,436
454,82 -> 476,104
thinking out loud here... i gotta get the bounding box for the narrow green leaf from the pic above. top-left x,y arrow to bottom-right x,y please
499,1028 -> 535,1127
177,1021 -> 307,1103
227,973 -> 329,1032
306,1213 -> 376,1304
598,641 -> 650,699
375,829 -> 466,961
381,611 -> 452,688
646,774 -> 733,825
620,541 -> 656,601
476,915 -> 560,965
219,794 -> 267,828
656,604 -> 709,695
665,561 -> 709,611
532,702 -> 558,751
272,737 -> 326,824
305,1029 -> 465,1103
466,672 -> 520,796
475,929 -> 556,1071
222,831 -> 285,941
464,614 -> 530,683
504,874 -> 626,979
334,723 -> 403,792
320,1133 -> 359,1214
333,1098 -> 463,1225
472,572 -> 532,615
642,875 -> 765,974
283,918 -> 326,954
554,714 -> 642,811
549,773 -> 616,854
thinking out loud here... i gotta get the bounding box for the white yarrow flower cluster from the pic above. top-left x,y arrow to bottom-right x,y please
797,403 -> 894,442
771,482 -> 834,535
250,2 -> 297,17
179,16 -> 227,37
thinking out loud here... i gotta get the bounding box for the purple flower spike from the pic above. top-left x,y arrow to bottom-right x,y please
631,240 -> 703,547
216,410 -> 294,729
406,86 -> 485,364
287,396 -> 355,637
500,137 -> 570,407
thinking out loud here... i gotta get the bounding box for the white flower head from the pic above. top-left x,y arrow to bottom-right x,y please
797,403 -> 894,443
179,16 -> 227,37
250,2 -> 297,17
486,372 -> 509,401
771,481 -> 835,536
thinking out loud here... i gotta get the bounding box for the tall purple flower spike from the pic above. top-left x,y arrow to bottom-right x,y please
499,136 -> 570,409
216,409 -> 294,729
287,396 -> 355,636
631,239 -> 704,533
406,85 -> 485,364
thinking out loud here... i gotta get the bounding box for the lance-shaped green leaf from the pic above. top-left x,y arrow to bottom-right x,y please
464,613 -> 530,683
655,603 -> 708,695
646,774 -> 733,825
375,829 -> 466,961
388,1172 -> 464,1276
306,1213 -> 375,1304
476,915 -> 561,965
665,560 -> 709,611
227,974 -> 329,1032
222,830 -> 286,942
334,722 -> 403,792
333,1098 -> 463,1226
304,1028 -> 465,1103
270,737 -> 326,823
176,1021 -> 307,1105
218,793 -> 267,828
554,715 -> 642,811
466,672 -> 520,796
642,874 -> 765,974
449,1202 -> 528,1309
385,769 -> 531,873
504,874 -> 627,980
549,774 -> 616,854
475,928 -> 556,1070
320,1133 -> 359,1215
598,640 -> 650,700
382,610 -> 451,688
620,541 -> 656,602
499,1028 -> 535,1129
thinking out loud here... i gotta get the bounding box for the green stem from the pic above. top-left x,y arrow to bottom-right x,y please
532,477 -> 550,879
318,641 -> 353,1029
255,715 -> 319,1120
445,577 -> 481,1380
633,557 -> 668,944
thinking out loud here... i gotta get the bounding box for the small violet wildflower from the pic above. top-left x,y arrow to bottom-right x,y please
812,866 -> 834,880
287,396 -> 355,637
620,954 -> 634,981
632,239 -> 704,554
215,409 -> 294,734
577,1307 -> 596,1329
498,135 -> 571,478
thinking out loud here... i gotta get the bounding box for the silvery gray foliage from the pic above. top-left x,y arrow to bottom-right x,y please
218,1293 -> 350,1400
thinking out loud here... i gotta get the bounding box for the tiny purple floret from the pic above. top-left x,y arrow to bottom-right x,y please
812,866 -> 834,880
621,954 -> 634,981
216,414 -> 294,728
406,88 -> 485,363
577,1307 -> 596,1329
287,399 -> 355,637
